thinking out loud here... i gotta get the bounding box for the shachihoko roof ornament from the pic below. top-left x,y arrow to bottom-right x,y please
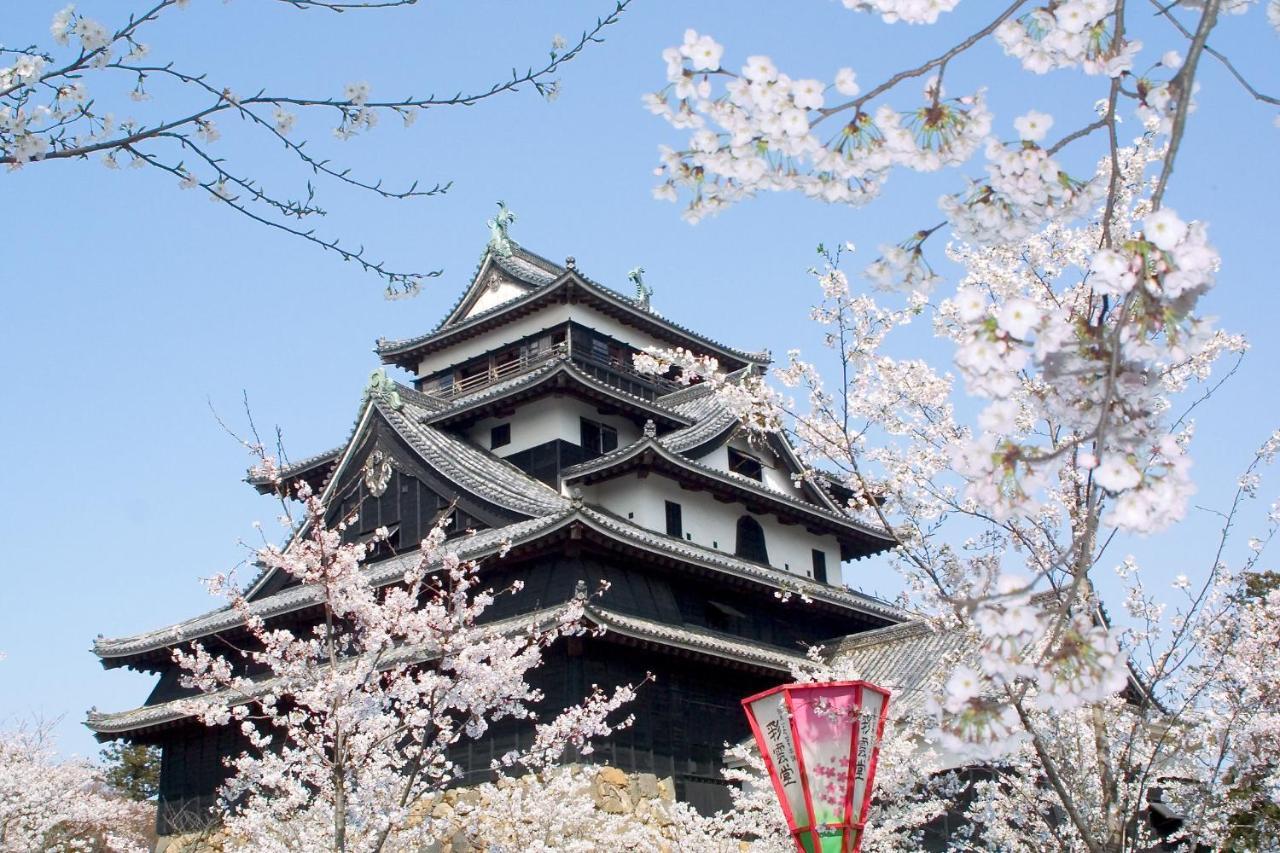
628,265 -> 653,311
366,368 -> 403,411
486,200 -> 517,258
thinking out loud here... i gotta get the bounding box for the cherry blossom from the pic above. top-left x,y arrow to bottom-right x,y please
638,101 -> 1276,842
1,1 -> 633,294
0,721 -> 152,852
173,456 -> 639,851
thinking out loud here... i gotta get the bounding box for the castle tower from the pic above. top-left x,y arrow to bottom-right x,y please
88,233 -> 901,834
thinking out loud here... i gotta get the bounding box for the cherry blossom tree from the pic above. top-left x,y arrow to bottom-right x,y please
172,446 -> 640,852
637,4 -> 1280,849
0,719 -> 154,852
1,1 -> 631,294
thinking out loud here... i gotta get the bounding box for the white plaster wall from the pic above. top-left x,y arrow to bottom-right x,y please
464,279 -> 530,318
701,437 -> 807,501
417,305 -> 575,378
582,472 -> 844,586
465,396 -> 639,458
416,302 -> 692,378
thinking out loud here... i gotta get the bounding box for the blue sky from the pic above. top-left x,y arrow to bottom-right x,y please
2,1 -> 1276,761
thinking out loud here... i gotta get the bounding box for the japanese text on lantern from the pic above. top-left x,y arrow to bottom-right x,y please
855,710 -> 873,783
766,718 -> 797,787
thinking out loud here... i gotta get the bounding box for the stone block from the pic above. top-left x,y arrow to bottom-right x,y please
635,772 -> 659,799
596,765 -> 628,786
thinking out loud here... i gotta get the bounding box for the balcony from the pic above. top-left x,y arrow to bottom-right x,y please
424,342 -> 681,403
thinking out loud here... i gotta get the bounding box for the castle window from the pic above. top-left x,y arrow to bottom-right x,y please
490,423 -> 511,449
811,549 -> 828,584
734,515 -> 769,564
665,501 -> 683,538
705,600 -> 745,633
727,448 -> 763,482
580,417 -> 618,459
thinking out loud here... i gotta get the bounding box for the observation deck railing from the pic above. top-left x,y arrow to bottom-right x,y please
426,343 -> 681,402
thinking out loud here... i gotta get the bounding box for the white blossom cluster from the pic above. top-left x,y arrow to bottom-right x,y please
0,722 -> 152,852
942,119 -> 1099,246
840,0 -> 961,26
647,31 -> 990,221
1,5 -> 147,168
996,1 -> 1143,77
640,132 -> 1254,779
172,477 -> 638,851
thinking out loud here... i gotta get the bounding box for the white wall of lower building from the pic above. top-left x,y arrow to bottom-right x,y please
582,472 -> 845,587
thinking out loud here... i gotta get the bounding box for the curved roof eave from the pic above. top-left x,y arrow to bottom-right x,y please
93,513 -> 578,666
561,438 -> 895,551
86,603 -> 810,740
423,358 -> 694,430
94,500 -> 904,668
375,270 -> 770,370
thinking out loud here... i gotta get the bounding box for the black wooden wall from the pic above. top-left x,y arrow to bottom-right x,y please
147,548 -> 890,834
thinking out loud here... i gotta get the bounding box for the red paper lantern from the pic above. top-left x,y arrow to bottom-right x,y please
742,681 -> 891,853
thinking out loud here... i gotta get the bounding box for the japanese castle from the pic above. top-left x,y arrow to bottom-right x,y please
88,225 -> 906,835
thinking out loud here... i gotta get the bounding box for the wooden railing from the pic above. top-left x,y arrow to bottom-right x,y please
430,344 -> 568,400
426,342 -> 680,402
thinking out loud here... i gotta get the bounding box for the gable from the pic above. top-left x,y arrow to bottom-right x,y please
325,419 -> 520,535
461,270 -> 531,320
437,248 -> 563,330
248,412 -> 525,600
704,433 -> 807,501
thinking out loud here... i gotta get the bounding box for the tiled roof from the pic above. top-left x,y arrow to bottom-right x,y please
660,397 -> 739,455
93,514 -> 575,662
235,378 -> 562,596
246,447 -> 342,488
656,369 -> 757,455
825,620 -> 972,718
577,508 -> 907,622
492,248 -> 562,287
87,602 -> 810,737
88,603 -> 570,737
435,245 -> 566,330
383,394 -> 569,517
562,438 -> 895,547
582,607 -> 811,672
375,249 -> 769,367
95,499 -> 905,665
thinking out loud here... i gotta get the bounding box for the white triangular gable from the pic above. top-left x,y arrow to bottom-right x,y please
462,268 -> 532,320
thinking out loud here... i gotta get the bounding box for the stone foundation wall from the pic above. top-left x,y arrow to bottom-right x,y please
153,767 -> 701,853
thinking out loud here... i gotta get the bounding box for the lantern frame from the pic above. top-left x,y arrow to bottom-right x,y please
741,680 -> 891,853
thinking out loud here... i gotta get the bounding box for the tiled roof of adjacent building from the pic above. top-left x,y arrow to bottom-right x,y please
824,619 -> 972,718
